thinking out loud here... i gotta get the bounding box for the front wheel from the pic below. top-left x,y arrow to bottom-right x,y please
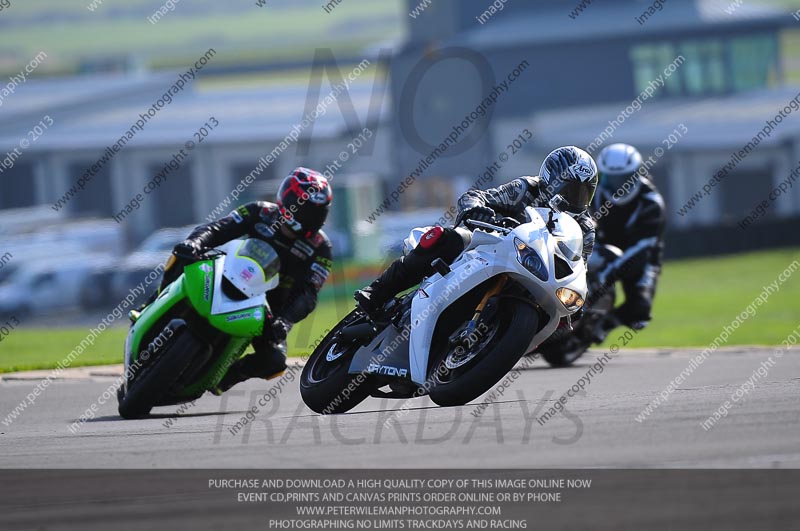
428,299 -> 538,407
117,330 -> 202,419
300,310 -> 374,415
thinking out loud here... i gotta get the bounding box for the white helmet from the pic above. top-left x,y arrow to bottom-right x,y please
596,143 -> 643,205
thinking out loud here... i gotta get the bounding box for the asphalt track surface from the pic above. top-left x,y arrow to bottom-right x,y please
1,347 -> 798,469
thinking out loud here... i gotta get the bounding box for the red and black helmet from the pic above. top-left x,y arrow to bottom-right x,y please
276,167 -> 332,237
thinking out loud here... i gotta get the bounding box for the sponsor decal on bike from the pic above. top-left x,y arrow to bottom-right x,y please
226,312 -> 251,322
199,263 -> 212,300
367,363 -> 408,378
240,266 -> 255,281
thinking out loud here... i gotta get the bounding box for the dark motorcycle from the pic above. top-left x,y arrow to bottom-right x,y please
532,243 -> 622,367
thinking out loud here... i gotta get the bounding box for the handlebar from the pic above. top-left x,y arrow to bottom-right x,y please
174,248 -> 225,262
463,216 -> 519,235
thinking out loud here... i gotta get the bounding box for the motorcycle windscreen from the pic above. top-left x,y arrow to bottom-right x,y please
552,212 -> 584,262
221,239 -> 281,298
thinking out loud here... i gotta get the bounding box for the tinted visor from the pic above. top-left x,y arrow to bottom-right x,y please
552,180 -> 593,214
600,172 -> 636,194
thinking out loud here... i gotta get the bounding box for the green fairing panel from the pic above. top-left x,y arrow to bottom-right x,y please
126,273 -> 188,364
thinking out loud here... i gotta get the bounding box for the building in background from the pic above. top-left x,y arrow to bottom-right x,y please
389,0 -> 800,255
0,67 -> 391,260
1,0 -> 799,261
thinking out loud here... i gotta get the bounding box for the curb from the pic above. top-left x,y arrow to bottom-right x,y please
1,359 -> 308,382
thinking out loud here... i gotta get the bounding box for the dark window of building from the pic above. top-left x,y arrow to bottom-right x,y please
0,162 -> 35,209
148,163 -> 195,227
729,34 -> 778,92
630,43 -> 683,98
631,34 -> 778,99
681,40 -> 726,95
67,161 -> 113,217
718,167 -> 774,226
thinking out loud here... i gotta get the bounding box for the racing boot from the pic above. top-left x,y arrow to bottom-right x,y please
128,290 -> 159,323
354,256 -> 420,318
591,313 -> 621,345
210,339 -> 287,395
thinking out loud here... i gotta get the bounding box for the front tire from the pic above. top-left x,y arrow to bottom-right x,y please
117,330 -> 201,419
300,310 -> 373,415
429,299 -> 538,407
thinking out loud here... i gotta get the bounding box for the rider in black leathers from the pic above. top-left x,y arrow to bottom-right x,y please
156,167 -> 334,393
592,143 -> 666,334
355,146 -> 599,315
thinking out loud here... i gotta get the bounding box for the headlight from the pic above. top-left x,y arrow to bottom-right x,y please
556,287 -> 584,311
515,238 -> 548,281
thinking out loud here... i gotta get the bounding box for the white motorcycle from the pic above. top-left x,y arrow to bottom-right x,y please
300,206 -> 588,414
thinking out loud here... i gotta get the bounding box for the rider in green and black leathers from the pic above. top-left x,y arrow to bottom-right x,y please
157,168 -> 334,393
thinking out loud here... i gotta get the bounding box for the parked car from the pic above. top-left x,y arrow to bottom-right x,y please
0,255 -> 117,319
111,226 -> 194,304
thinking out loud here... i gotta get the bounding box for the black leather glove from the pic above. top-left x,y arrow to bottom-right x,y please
457,206 -> 496,226
172,241 -> 204,261
266,317 -> 293,343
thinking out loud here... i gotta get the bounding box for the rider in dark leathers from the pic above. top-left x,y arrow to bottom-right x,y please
355,146 -> 599,315
592,144 -> 666,333
157,167 -> 334,393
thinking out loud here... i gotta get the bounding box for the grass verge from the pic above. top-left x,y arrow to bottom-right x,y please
1,248 -> 798,373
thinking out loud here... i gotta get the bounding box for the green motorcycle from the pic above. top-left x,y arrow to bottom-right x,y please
117,238 -> 280,419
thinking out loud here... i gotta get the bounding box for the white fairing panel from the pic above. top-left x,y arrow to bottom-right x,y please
405,207 -> 587,386
210,240 -> 280,316
221,240 -> 280,298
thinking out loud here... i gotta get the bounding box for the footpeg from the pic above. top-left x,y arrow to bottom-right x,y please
431,258 -> 451,276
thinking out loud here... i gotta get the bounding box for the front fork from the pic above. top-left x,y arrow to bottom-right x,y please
450,274 -> 508,348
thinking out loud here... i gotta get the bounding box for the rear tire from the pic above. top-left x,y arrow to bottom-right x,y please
539,287 -> 615,367
117,330 -> 201,419
300,310 -> 373,415
429,300 -> 538,407
539,338 -> 590,368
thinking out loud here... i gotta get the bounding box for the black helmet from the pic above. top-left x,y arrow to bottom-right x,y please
276,167 -> 332,237
539,146 -> 598,215
597,143 -> 643,206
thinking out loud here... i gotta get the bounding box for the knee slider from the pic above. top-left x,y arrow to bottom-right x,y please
418,226 -> 445,250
